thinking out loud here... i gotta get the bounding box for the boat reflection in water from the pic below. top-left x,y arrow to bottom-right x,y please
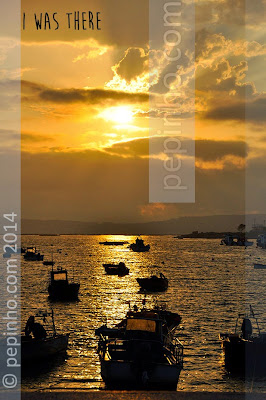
95,302 -> 183,390
220,306 -> 266,375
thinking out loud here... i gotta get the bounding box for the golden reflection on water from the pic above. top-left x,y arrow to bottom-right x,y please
21,235 -> 266,392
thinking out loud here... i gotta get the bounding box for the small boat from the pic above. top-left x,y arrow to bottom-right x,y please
103,262 -> 129,276
95,303 -> 183,390
43,260 -> 55,266
257,233 -> 266,249
99,241 -> 128,246
129,237 -> 150,252
220,235 -> 253,247
219,306 -> 266,374
23,247 -> 44,261
48,266 -> 80,300
137,273 -> 168,292
21,310 -> 69,364
254,263 -> 266,269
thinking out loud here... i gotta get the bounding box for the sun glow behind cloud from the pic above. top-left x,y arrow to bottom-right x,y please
98,106 -> 134,125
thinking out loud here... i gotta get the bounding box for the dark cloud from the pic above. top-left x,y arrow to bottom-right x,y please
204,96 -> 266,123
115,47 -> 148,82
104,136 -> 247,161
21,80 -> 149,105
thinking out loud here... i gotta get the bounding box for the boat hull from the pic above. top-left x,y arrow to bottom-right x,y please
48,283 -> 80,300
137,278 -> 168,292
21,334 -> 69,363
101,359 -> 181,390
129,244 -> 150,252
221,336 -> 266,374
24,254 -> 44,261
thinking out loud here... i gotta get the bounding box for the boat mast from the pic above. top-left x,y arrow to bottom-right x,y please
51,307 -> 56,336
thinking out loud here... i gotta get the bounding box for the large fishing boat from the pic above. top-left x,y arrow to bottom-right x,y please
95,302 -> 183,389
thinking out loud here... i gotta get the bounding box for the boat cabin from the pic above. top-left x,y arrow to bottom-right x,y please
50,268 -> 68,283
125,317 -> 162,340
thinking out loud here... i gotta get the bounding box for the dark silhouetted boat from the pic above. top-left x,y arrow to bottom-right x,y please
23,247 -> 44,261
21,310 -> 69,363
48,266 -> 80,300
95,303 -> 183,389
103,262 -> 129,276
219,306 -> 266,375
220,235 -> 253,247
137,273 -> 168,292
129,237 -> 150,252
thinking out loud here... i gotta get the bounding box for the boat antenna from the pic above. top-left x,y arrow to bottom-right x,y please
250,305 -> 260,335
51,307 -> 56,336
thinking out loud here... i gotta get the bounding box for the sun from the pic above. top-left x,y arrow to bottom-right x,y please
99,106 -> 134,124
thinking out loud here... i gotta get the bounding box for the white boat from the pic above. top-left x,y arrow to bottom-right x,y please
96,304 -> 183,389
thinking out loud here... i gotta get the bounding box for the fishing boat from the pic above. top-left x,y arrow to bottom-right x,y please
103,262 -> 129,276
137,273 -> 168,292
99,241 -> 128,246
129,237 -> 150,252
254,263 -> 266,269
21,310 -> 69,363
220,235 -> 253,247
23,247 -> 44,261
219,306 -> 266,374
48,266 -> 80,300
95,302 -> 183,389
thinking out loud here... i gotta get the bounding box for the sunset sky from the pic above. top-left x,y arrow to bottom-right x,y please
1,0 -> 265,222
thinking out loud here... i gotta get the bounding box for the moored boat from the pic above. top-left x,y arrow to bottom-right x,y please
23,247 -> 44,261
95,303 -> 183,389
103,262 -> 129,276
137,273 -> 168,292
219,306 -> 266,374
21,311 -> 69,364
48,266 -> 80,300
129,237 -> 150,252
220,235 -> 253,247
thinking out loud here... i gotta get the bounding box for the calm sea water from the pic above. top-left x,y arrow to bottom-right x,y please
21,235 -> 266,392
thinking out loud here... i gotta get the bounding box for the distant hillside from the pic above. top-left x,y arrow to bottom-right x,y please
21,214 -> 266,235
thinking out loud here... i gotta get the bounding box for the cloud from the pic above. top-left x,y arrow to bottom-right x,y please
21,145 -> 247,222
114,47 -> 148,82
21,80 -> 149,105
203,95 -> 266,124
103,136 -> 247,162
